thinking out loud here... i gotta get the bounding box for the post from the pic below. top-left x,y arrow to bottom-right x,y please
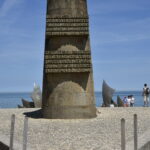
134,114 -> 138,150
121,118 -> 126,150
23,116 -> 28,150
9,114 -> 15,150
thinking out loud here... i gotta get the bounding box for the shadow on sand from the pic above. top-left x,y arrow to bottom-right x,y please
0,141 -> 9,150
23,109 -> 43,119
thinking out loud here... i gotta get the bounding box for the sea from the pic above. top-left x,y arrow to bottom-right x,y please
0,91 -> 144,108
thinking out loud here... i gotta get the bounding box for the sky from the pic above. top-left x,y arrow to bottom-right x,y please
0,0 -> 150,92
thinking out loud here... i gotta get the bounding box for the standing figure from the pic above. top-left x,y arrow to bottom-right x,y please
130,95 -> 135,107
142,84 -> 150,107
123,96 -> 128,107
127,95 -> 131,107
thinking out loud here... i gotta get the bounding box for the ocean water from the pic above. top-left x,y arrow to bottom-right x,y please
0,91 -> 144,108
0,92 -> 32,108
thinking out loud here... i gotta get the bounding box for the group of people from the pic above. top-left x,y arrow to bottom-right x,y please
109,83 -> 150,107
119,83 -> 150,107
124,83 -> 150,107
123,95 -> 135,107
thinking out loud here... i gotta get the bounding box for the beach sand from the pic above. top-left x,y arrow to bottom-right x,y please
0,108 -> 150,150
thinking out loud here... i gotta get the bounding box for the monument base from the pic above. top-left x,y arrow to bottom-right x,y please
42,105 -> 97,119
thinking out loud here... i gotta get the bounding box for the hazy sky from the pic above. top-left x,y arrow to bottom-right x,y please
0,0 -> 150,92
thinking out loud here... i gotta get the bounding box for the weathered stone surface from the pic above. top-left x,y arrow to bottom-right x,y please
44,51 -> 91,73
47,0 -> 88,17
45,68 -> 91,73
46,17 -> 89,36
42,0 -> 96,119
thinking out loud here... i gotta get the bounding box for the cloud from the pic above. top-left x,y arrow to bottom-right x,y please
0,0 -> 22,17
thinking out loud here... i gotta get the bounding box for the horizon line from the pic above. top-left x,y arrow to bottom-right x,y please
0,90 -> 142,93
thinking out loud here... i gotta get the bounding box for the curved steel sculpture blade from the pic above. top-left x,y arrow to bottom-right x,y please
117,96 -> 124,107
102,80 -> 115,107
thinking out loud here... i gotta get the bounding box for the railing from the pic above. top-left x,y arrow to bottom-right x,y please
121,113 -> 150,150
121,114 -> 138,150
9,115 -> 28,150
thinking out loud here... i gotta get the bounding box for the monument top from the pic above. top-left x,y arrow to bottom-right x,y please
47,0 -> 88,17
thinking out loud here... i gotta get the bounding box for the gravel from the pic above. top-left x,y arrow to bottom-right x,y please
0,108 -> 150,150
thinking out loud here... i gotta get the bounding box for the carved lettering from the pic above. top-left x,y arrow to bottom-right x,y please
46,27 -> 88,32
45,55 -> 91,59
47,23 -> 88,27
45,64 -> 91,69
46,17 -> 89,36
44,51 -> 91,73
46,17 -> 89,23
45,68 -> 91,73
46,32 -> 89,36
45,59 -> 91,64
45,51 -> 90,55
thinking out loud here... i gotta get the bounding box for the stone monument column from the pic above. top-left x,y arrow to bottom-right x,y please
42,0 -> 96,119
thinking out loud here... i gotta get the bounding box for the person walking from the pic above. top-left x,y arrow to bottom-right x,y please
142,84 -> 150,107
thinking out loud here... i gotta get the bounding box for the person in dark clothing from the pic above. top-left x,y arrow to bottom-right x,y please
142,84 -> 150,107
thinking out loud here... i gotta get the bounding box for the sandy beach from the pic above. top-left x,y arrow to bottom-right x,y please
0,108 -> 150,150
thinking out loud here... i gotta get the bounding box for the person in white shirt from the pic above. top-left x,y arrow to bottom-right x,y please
109,99 -> 115,108
130,95 -> 135,107
127,96 -> 131,107
110,104 -> 115,108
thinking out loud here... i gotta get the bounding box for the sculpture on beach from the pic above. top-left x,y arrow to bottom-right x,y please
18,83 -> 42,108
42,0 -> 96,119
31,83 -> 42,108
102,80 -> 115,107
117,96 -> 124,107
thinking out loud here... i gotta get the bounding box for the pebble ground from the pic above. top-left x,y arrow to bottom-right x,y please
0,108 -> 150,150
